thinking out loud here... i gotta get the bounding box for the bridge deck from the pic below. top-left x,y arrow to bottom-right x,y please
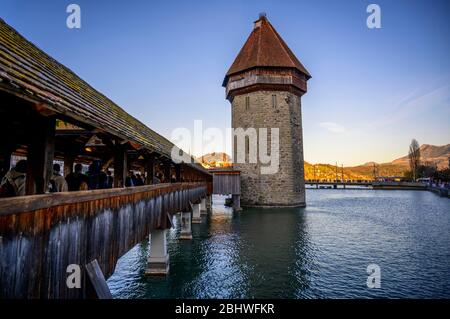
0,182 -> 207,298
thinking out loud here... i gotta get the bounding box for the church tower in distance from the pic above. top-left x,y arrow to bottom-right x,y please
223,14 -> 311,207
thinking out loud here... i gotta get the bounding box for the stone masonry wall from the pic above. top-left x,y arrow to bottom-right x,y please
231,90 -> 306,207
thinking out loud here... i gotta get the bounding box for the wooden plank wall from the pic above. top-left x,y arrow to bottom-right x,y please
0,182 -> 207,298
212,173 -> 241,195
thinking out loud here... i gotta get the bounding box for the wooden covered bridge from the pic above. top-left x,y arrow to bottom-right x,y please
0,18 -> 213,298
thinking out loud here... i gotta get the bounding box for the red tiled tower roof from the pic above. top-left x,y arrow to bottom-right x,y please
223,15 -> 310,86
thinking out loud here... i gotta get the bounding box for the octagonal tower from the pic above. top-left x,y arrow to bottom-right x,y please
223,14 -> 311,207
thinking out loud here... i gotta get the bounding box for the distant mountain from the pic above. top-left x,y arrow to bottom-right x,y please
305,143 -> 450,180
392,144 -> 450,169
199,144 -> 450,179
341,162 -> 407,180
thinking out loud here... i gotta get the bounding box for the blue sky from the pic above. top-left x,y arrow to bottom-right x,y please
1,0 -> 449,166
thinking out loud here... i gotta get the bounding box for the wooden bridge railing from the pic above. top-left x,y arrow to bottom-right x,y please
0,182 -> 207,299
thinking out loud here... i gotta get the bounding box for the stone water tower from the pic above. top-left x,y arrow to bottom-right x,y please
223,14 -> 310,207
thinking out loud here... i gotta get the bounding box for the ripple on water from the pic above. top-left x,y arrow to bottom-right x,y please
107,191 -> 450,299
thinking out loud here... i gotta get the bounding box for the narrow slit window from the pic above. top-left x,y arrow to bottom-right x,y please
272,94 -> 277,108
245,137 -> 249,159
245,96 -> 250,110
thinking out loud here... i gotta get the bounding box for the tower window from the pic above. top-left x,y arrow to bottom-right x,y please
245,96 -> 250,110
245,137 -> 249,158
272,94 -> 277,108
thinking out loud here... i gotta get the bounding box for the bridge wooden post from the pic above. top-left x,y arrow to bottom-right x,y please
113,146 -> 127,188
146,229 -> 170,275
175,164 -> 181,182
179,211 -> 193,240
164,161 -> 171,183
145,154 -> 155,184
0,151 -> 11,177
25,115 -> 56,195
85,259 -> 113,299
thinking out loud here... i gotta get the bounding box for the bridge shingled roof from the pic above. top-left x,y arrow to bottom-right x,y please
0,18 -> 208,174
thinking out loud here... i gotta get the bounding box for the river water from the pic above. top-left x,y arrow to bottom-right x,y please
107,189 -> 450,298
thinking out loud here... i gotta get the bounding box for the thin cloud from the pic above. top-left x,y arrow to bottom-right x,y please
318,122 -> 346,133
366,83 -> 450,129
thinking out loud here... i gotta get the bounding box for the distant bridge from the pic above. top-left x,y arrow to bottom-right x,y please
306,180 -> 372,188
306,180 -> 429,190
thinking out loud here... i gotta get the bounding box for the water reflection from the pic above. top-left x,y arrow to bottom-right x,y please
108,191 -> 450,299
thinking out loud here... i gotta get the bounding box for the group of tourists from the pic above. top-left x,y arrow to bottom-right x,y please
429,180 -> 450,189
125,171 -> 145,187
0,158 -> 182,198
0,160 -> 114,198
124,171 -> 177,186
49,160 -> 116,193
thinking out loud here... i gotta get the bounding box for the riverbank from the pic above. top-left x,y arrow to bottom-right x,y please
372,181 -> 427,190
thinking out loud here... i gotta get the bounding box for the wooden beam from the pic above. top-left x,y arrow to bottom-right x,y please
113,146 -> 127,188
25,115 -> 56,195
64,155 -> 75,177
164,161 -> 171,183
145,155 -> 155,185
31,102 -> 57,117
85,259 -> 113,299
101,156 -> 114,171
0,182 -> 204,215
175,164 -> 181,182
0,152 -> 11,177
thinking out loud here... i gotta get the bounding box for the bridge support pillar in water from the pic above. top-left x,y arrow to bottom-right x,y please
192,203 -> 202,224
179,211 -> 193,240
206,195 -> 212,214
232,194 -> 242,211
146,229 -> 169,275
200,197 -> 207,215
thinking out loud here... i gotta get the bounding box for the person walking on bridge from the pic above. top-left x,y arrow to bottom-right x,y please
49,163 -> 68,192
66,163 -> 88,191
0,160 -> 27,197
153,172 -> 161,184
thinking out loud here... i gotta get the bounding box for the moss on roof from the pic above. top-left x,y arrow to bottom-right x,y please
0,18 -> 208,175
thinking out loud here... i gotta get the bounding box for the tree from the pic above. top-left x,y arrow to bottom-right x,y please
435,168 -> 450,182
408,139 -> 421,181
